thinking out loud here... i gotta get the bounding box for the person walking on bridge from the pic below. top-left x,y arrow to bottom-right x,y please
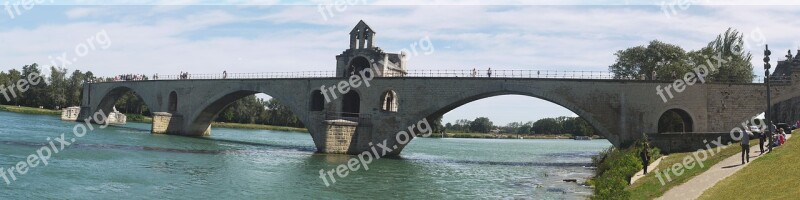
487,67 -> 492,78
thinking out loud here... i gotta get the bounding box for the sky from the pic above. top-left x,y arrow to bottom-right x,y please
0,0 -> 799,125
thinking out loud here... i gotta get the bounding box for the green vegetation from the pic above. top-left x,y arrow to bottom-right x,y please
445,116 -> 596,137
211,122 -> 308,133
441,132 -> 577,139
0,105 -> 60,115
609,28 -> 754,83
699,135 -> 799,199
125,113 -> 153,123
590,140 -> 661,200
0,64 -> 91,109
623,139 -> 760,199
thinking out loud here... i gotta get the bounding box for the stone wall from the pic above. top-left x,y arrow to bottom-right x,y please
647,132 -> 739,154
152,112 -> 178,134
323,120 -> 358,154
61,106 -> 81,121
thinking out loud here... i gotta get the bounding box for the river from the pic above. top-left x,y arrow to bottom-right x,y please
0,111 -> 611,199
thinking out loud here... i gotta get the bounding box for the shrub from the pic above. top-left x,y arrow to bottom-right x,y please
591,139 -> 661,200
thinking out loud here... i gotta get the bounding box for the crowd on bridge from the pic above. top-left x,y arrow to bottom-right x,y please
113,74 -> 149,81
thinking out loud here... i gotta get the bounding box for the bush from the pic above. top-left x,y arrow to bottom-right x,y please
590,140 -> 661,200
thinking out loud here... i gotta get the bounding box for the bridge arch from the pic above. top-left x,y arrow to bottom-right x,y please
187,90 -> 311,136
96,86 -> 155,117
416,91 -> 613,144
657,108 -> 694,133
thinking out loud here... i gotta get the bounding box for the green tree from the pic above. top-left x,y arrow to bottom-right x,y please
703,28 -> 754,83
563,117 -> 595,136
469,117 -> 493,133
609,40 -> 689,81
532,118 -> 562,134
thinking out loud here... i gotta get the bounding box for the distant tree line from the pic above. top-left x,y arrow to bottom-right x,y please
444,116 -> 596,136
0,63 -> 94,109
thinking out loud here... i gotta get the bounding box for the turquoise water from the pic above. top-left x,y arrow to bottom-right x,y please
0,111 -> 611,199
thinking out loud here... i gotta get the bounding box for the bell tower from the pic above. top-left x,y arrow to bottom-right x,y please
336,20 -> 407,78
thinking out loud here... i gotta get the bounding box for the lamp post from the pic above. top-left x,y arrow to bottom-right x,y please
765,45 -> 773,153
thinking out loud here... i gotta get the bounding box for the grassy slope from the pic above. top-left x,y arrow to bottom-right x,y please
699,133 -> 799,199
626,139 -> 760,200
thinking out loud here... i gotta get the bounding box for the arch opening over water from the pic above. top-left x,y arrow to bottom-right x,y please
430,94 -> 603,140
96,86 -> 152,117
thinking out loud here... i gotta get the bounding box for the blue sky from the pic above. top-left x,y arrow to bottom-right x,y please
1,1 -> 799,125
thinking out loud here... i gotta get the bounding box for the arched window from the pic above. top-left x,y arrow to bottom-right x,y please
168,91 -> 178,113
342,91 -> 360,118
381,90 -> 398,112
658,109 -> 693,133
310,90 -> 325,111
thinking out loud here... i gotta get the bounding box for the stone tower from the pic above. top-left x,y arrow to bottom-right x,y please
335,20 -> 407,77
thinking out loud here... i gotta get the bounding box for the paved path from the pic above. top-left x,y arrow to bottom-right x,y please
630,155 -> 666,185
656,135 -> 791,200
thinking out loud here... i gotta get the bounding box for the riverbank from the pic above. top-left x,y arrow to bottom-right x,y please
211,122 -> 307,133
0,105 -> 61,115
441,132 -> 602,140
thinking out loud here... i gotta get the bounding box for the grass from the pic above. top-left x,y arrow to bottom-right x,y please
211,122 -> 308,133
625,139 -> 761,200
0,105 -> 60,115
698,133 -> 799,200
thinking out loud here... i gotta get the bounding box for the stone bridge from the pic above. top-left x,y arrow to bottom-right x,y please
77,21 -> 800,155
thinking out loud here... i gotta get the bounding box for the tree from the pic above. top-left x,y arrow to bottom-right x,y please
563,117 -> 595,136
46,66 -> 68,109
702,28 -> 754,83
532,118 -> 562,134
610,28 -> 755,83
469,117 -> 493,133
608,40 -> 689,81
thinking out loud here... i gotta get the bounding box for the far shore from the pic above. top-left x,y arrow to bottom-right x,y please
0,105 -> 603,140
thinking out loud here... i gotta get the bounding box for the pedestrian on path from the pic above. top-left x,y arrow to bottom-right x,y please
487,67 -> 492,78
741,130 -> 750,164
640,142 -> 650,174
758,129 -> 766,155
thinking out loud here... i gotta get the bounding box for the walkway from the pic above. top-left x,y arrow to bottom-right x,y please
656,135 -> 791,200
630,155 -> 667,185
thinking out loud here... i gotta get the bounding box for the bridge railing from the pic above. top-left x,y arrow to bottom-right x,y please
89,70 -> 790,84
396,69 -> 617,79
